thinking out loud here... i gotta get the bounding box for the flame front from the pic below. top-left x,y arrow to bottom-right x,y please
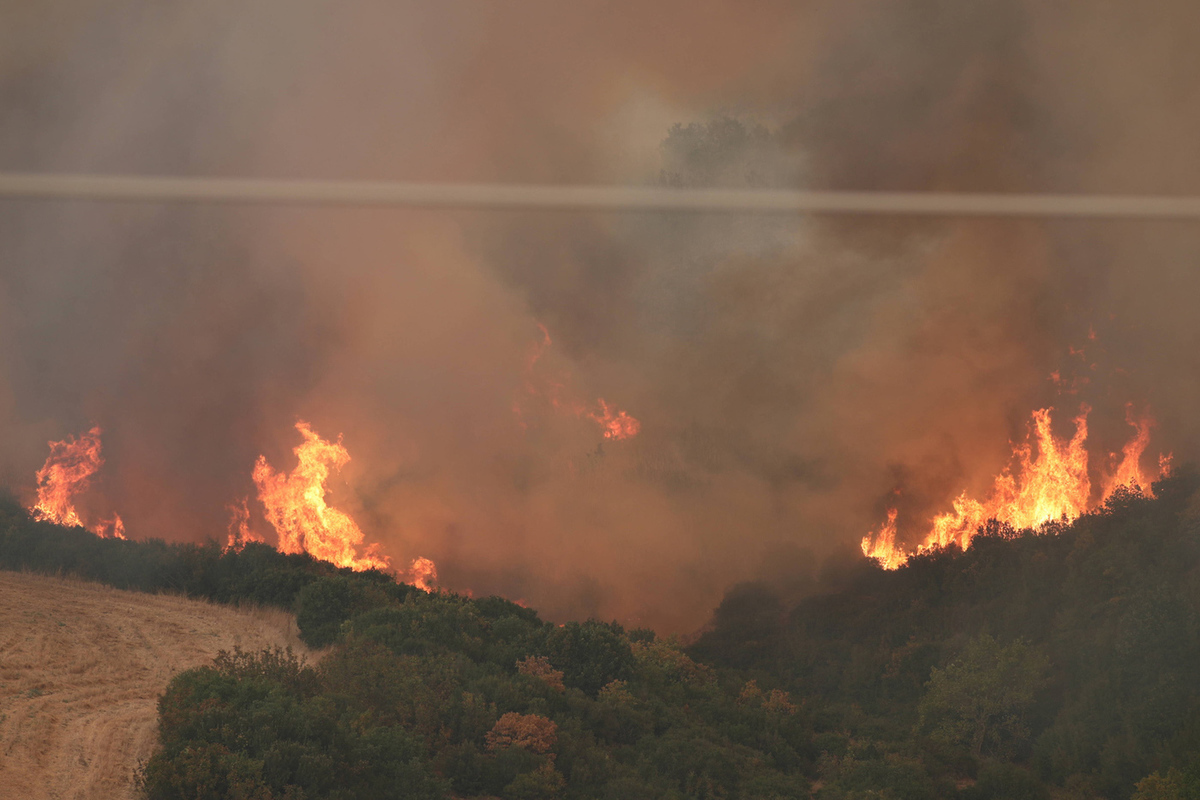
30,426 -> 123,538
863,405 -> 1168,569
253,421 -> 390,571
32,426 -> 103,528
859,509 -> 906,570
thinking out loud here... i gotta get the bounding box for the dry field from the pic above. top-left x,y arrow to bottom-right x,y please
0,570 -> 311,800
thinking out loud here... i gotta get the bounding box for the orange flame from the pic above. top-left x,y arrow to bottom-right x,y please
1101,404 -> 1156,498
406,556 -> 438,592
860,509 -> 906,570
863,405 -> 1168,569
92,515 -> 126,540
224,497 -> 265,552
253,421 -> 390,571
517,323 -> 641,440
586,398 -> 642,440
30,426 -> 127,538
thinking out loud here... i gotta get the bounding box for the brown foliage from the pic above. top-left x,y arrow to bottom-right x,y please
486,712 -> 558,755
516,655 -> 565,692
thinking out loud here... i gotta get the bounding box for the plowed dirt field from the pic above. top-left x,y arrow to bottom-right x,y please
0,571 -> 309,799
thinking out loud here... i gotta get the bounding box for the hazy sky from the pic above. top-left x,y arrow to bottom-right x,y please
2,1 -> 1199,629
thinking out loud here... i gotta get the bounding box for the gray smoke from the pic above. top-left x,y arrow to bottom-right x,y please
2,1 -> 1199,629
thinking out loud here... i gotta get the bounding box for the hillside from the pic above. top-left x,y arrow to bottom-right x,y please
0,571 -> 309,800
4,475 -> 1200,799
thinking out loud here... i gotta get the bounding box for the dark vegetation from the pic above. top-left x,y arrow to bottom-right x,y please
0,495 -> 810,799
693,470 -> 1200,800
3,469 -> 1200,799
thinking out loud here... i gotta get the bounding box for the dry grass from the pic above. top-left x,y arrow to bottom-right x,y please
0,570 -> 311,800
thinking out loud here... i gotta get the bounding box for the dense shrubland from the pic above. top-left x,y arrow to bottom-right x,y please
693,470 -> 1200,800
3,470 -> 1200,799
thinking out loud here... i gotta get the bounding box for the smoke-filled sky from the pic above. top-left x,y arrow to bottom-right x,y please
2,1 -> 1200,629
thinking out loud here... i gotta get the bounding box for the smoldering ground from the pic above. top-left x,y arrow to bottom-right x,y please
2,1 -> 1200,630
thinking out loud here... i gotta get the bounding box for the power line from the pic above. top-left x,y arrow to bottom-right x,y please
2,172 -> 1200,218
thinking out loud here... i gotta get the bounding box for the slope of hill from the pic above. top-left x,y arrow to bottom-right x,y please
690,470 -> 1200,800
0,571 -> 309,800
5,475 -> 1200,800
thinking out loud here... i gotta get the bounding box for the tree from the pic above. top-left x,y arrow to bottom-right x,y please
918,634 -> 1049,757
486,713 -> 558,755
541,621 -> 634,696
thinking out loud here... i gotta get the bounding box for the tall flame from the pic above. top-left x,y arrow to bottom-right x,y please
30,426 -> 124,538
860,509 -> 906,570
863,405 -> 1168,569
224,497 -> 265,552
1102,404 -> 1156,498
253,421 -> 390,571
32,426 -> 103,528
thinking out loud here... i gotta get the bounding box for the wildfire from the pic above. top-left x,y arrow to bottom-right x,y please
587,398 -> 642,441
862,405 -> 1169,569
224,497 -> 265,552
30,426 -> 125,539
93,515 -> 126,540
253,421 -> 390,571
517,323 -> 641,441
407,556 -> 438,592
861,509 -> 906,570
1101,405 -> 1157,498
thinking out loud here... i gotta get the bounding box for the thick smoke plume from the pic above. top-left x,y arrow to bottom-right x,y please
2,2 -> 1199,629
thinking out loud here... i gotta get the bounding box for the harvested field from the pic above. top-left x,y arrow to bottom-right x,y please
0,570 -> 310,800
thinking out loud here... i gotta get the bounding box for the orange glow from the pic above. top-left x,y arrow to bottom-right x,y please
859,509 -> 906,570
224,497 -> 265,552
863,405 -> 1169,569
517,323 -> 641,440
1101,405 -> 1156,498
92,515 -> 126,540
253,421 -> 390,571
31,426 -> 104,529
406,556 -> 438,592
586,398 -> 642,440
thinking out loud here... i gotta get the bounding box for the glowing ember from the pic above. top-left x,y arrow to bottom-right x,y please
31,426 -> 104,529
517,323 -> 641,441
863,405 -> 1169,569
586,398 -> 642,440
224,497 -> 265,552
407,556 -> 438,592
253,421 -> 390,571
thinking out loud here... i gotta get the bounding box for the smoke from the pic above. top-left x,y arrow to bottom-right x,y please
2,1 -> 1200,630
